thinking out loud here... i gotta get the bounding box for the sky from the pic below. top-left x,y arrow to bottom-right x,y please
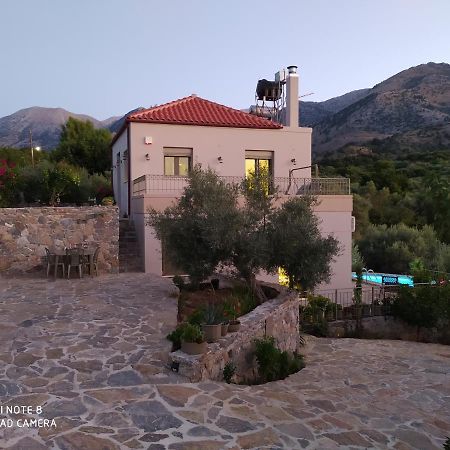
1,0 -> 449,120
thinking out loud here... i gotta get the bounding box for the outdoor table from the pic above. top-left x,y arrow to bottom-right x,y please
51,247 -> 97,278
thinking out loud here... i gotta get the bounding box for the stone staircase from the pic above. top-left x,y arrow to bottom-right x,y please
119,219 -> 144,273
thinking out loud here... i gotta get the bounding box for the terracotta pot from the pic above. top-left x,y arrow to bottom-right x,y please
202,324 -> 222,343
221,323 -> 229,336
228,320 -> 241,332
181,340 -> 207,355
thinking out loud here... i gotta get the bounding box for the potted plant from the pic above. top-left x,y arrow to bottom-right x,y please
201,303 -> 222,343
224,298 -> 241,332
221,321 -> 229,336
180,324 -> 207,355
101,196 -> 114,206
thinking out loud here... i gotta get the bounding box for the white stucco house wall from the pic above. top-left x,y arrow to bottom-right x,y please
112,66 -> 353,291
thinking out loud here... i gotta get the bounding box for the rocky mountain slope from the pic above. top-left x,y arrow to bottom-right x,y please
1,62 -> 449,154
0,107 -> 119,149
300,88 -> 371,127
312,62 -> 450,154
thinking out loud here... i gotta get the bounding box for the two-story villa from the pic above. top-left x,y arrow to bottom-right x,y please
112,66 -> 353,291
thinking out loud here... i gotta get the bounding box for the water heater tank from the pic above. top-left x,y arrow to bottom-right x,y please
256,79 -> 282,101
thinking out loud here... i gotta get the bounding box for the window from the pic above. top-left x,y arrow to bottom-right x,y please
122,150 -> 129,182
245,150 -> 273,178
245,150 -> 273,193
163,148 -> 192,176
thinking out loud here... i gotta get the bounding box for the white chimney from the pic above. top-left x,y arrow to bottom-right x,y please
286,65 -> 299,127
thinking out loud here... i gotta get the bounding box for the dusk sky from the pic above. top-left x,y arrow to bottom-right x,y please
1,0 -> 449,120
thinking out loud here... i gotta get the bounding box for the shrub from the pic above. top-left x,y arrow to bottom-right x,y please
101,196 -> 114,205
172,275 -> 185,290
166,323 -> 189,351
223,361 -> 236,384
202,303 -> 223,325
392,285 -> 450,340
187,309 -> 204,326
181,323 -> 204,344
301,295 -> 336,337
254,336 -> 304,383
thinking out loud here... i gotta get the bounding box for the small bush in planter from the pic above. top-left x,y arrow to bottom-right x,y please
202,303 -> 223,342
223,361 -> 236,384
180,323 -> 207,355
223,297 -> 241,331
188,309 -> 204,326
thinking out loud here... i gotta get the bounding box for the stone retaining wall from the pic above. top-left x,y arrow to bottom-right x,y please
0,206 -> 119,275
328,316 -> 450,344
170,290 -> 301,382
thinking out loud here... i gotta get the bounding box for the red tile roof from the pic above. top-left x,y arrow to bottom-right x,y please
126,95 -> 282,129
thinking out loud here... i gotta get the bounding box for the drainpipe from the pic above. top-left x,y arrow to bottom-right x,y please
127,123 -> 131,218
285,164 -> 319,194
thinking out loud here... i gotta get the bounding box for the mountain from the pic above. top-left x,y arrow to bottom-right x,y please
1,62 -> 449,154
300,88 -> 371,127
108,107 -> 146,134
0,107 -> 120,149
312,62 -> 450,154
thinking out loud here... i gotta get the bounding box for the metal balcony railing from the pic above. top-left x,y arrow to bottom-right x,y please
132,174 -> 350,196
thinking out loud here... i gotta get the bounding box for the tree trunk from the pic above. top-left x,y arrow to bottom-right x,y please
247,273 -> 267,305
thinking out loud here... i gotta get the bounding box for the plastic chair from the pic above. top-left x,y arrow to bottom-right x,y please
66,248 -> 83,279
45,248 -> 65,278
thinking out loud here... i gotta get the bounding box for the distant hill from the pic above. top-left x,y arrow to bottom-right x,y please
1,62 -> 449,155
312,62 -> 450,154
0,107 -> 119,149
300,88 -> 371,127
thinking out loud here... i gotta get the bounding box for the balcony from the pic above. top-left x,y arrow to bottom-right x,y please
132,174 -> 350,197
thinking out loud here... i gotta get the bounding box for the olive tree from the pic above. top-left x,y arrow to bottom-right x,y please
147,166 -> 241,287
265,197 -> 340,291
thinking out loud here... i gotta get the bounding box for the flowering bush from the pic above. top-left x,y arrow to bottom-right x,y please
0,159 -> 17,206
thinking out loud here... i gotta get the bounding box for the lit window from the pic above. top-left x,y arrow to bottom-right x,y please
163,148 -> 192,176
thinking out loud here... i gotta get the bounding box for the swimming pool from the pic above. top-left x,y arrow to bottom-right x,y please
352,271 -> 414,286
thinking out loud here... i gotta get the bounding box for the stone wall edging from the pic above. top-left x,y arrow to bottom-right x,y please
170,289 -> 301,382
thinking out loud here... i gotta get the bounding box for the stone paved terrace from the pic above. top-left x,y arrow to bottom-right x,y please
0,274 -> 449,449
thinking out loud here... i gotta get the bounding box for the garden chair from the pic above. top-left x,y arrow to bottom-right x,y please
66,248 -> 84,279
45,248 -> 65,278
91,246 -> 100,276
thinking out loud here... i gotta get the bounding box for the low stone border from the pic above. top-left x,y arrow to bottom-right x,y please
328,316 -> 450,343
169,288 -> 301,382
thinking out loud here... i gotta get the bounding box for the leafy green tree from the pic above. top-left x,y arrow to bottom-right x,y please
265,197 -> 340,290
53,117 -> 112,174
230,168 -> 275,302
358,224 -> 441,273
147,166 -> 241,287
0,158 -> 18,207
420,175 -> 450,243
148,167 -> 340,296
0,146 -> 48,167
